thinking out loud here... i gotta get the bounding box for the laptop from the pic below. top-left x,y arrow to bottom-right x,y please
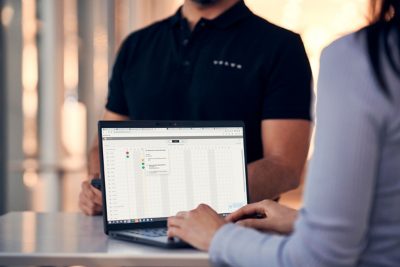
98,120 -> 249,248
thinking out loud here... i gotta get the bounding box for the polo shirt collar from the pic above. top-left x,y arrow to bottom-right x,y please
169,0 -> 251,29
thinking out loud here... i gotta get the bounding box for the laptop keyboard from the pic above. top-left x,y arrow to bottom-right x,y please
127,228 -> 168,237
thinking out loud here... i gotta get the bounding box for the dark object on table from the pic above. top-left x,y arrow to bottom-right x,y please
91,178 -> 102,190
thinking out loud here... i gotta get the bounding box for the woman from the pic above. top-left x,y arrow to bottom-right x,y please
167,0 -> 400,266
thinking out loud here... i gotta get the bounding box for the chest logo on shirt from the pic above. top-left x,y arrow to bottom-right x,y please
213,60 -> 243,70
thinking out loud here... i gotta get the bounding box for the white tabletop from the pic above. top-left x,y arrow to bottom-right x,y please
0,212 -> 210,266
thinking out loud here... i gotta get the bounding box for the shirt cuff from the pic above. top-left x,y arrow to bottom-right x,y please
105,102 -> 129,116
209,223 -> 287,267
262,109 -> 312,121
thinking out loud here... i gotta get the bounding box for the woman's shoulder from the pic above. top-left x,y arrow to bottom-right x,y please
321,28 -> 369,65
318,27 -> 395,121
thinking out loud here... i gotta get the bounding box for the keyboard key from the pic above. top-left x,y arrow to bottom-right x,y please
128,228 -> 167,237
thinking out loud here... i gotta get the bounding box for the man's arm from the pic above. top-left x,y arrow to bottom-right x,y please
247,119 -> 311,202
79,110 -> 129,215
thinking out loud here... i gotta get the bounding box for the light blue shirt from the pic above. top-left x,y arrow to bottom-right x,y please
209,30 -> 400,267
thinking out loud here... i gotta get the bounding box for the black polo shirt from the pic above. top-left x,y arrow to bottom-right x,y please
106,1 -> 312,163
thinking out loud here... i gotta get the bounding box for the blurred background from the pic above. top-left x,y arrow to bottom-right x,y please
0,0 -> 369,215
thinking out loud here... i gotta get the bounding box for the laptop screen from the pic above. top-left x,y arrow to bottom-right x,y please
101,126 -> 248,224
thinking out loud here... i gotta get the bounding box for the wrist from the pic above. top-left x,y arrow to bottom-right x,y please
286,209 -> 298,233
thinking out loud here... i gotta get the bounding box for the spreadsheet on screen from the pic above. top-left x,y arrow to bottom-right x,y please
101,127 -> 247,222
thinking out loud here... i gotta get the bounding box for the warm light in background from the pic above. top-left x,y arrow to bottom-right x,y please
62,0 -> 87,160
21,0 -> 38,157
1,4 -> 14,27
62,101 -> 87,157
23,170 -> 38,188
246,0 -> 369,83
64,0 -> 79,93
93,26 -> 108,113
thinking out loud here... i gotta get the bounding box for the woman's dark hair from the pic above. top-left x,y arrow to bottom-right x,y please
367,0 -> 400,96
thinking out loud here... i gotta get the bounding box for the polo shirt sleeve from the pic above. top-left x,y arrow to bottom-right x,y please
105,36 -> 133,116
262,33 -> 313,121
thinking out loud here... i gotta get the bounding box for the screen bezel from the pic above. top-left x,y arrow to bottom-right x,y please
98,120 -> 249,234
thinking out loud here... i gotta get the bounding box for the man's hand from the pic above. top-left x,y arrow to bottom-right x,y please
79,180 -> 103,216
167,204 -> 226,251
226,200 -> 298,235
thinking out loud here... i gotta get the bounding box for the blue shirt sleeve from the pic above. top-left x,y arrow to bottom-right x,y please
209,33 -> 390,267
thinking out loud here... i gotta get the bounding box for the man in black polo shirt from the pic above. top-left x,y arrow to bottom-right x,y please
79,0 -> 312,215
